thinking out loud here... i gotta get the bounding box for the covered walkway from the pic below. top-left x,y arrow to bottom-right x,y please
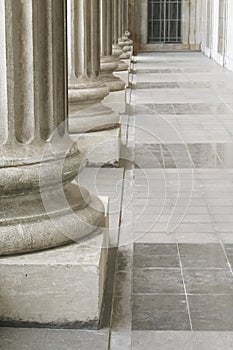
110,51 -> 233,349
2,52 -> 233,349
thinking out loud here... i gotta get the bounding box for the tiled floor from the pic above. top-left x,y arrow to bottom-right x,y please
133,243 -> 233,332
2,52 -> 233,349
111,52 -> 233,349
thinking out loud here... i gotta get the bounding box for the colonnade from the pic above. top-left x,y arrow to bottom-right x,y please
0,0 -> 133,327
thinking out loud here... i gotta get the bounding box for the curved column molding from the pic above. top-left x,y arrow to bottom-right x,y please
68,0 -> 119,133
112,0 -> 128,71
0,0 -> 104,256
100,0 -> 125,92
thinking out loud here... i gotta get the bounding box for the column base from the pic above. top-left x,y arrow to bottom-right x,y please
73,127 -> 121,167
0,199 -> 109,329
103,90 -> 126,114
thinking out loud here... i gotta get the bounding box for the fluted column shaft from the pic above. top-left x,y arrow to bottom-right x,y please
100,0 -> 125,91
68,0 -> 120,133
123,0 -> 133,45
118,0 -> 123,41
112,0 -> 128,70
100,0 -> 113,58
0,0 -> 104,256
0,0 -> 67,163
68,0 -> 101,84
118,0 -> 132,57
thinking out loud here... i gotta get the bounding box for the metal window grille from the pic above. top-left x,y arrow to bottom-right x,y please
148,0 -> 182,44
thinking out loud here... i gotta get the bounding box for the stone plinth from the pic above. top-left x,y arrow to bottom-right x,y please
104,90 -> 127,114
72,128 -> 121,167
114,70 -> 129,88
0,198 -> 110,329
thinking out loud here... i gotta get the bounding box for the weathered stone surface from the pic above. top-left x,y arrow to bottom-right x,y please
100,0 -> 125,92
114,70 -> 130,87
112,0 -> 129,71
67,0 -> 121,165
73,128 -> 121,167
0,0 -> 104,256
118,0 -> 133,59
104,90 -> 127,114
0,198 -> 110,327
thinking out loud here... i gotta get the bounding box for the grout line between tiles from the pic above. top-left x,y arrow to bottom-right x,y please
177,243 -> 193,331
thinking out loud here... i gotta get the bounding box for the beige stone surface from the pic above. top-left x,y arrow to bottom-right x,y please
0,198 -> 110,327
0,0 -> 105,256
114,70 -> 129,87
73,127 -> 121,167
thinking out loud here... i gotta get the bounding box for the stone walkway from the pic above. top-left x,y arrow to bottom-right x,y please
2,52 -> 233,349
110,52 -> 233,349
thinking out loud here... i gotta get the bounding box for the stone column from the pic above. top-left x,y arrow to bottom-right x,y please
118,0 -> 133,58
0,0 -> 104,256
68,0 -> 121,166
112,0 -> 128,71
100,0 -> 125,92
123,0 -> 133,49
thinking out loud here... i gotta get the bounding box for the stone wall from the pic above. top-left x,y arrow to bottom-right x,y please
129,0 -> 202,52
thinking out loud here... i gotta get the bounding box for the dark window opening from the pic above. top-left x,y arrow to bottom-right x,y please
148,0 -> 182,44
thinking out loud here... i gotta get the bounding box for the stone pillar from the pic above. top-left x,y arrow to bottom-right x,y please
100,0 -> 125,92
68,0 -> 121,166
0,0 -> 104,256
118,0 -> 133,59
123,0 -> 133,50
112,0 -> 128,71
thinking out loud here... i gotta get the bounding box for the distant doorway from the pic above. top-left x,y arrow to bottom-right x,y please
148,0 -> 182,43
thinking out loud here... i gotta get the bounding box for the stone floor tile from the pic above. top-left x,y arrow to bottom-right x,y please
110,332 -> 132,350
135,233 -> 177,244
194,332 -> 233,350
188,295 -> 233,331
134,243 -> 177,256
219,234 -> 233,244
178,244 -> 228,268
134,243 -> 179,268
132,331 -> 195,350
43,329 -> 109,350
174,233 -> 219,244
183,269 -> 233,294
132,294 -> 190,331
0,328 -> 47,350
133,268 -> 184,294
